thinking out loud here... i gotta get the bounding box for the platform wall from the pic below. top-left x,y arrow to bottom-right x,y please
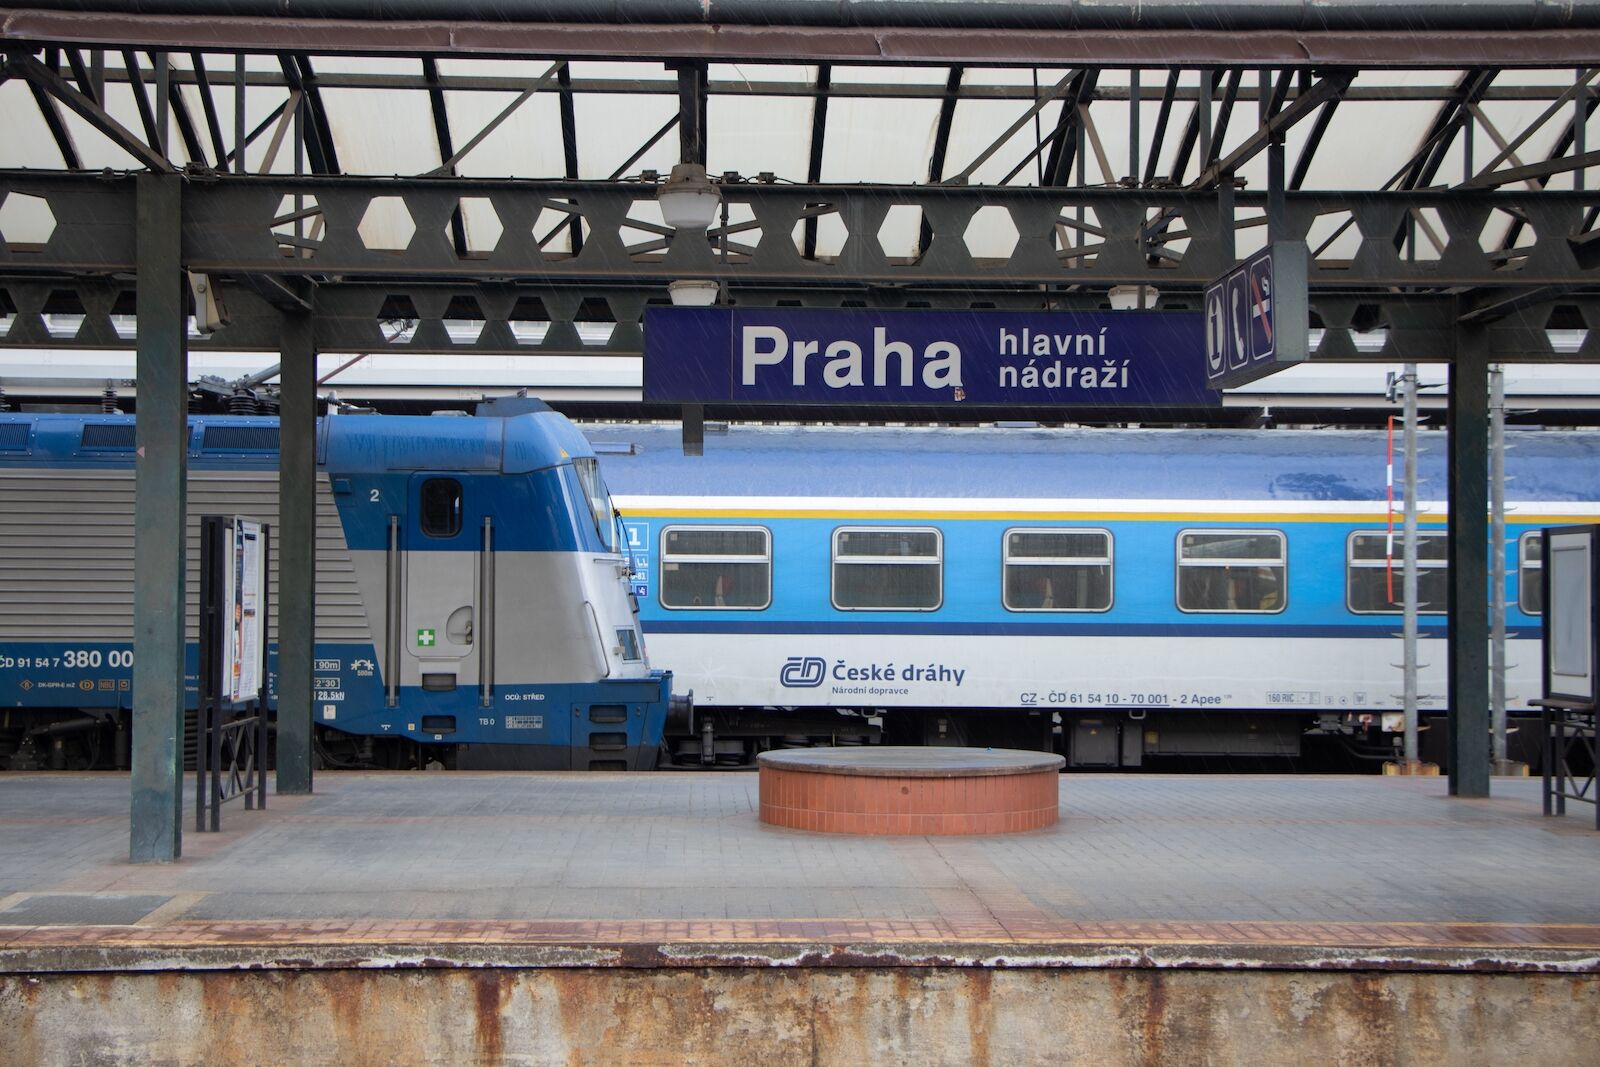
4,966 -> 1597,1066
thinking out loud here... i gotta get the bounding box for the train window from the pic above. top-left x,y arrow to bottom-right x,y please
419,478 -> 462,538
832,527 -> 942,611
1519,533 -> 1543,615
1175,530 -> 1286,613
1003,528 -> 1112,612
1346,531 -> 1449,614
660,526 -> 771,610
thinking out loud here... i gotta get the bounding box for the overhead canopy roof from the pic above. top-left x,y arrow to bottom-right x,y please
1,0 -> 1599,412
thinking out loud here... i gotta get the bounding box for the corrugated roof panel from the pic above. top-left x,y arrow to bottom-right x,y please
442,89 -> 565,179
830,65 -> 950,86
0,82 -> 71,169
566,60 -> 675,82
322,87 -> 440,178
1298,98 -> 1445,190
575,92 -> 678,179
821,97 -> 941,184
945,98 -> 1063,186
708,94 -> 813,183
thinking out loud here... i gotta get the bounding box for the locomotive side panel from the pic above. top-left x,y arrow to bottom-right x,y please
0,466 -> 368,711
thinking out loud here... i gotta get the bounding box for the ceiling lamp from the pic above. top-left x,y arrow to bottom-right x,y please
668,279 -> 720,307
657,163 -> 721,230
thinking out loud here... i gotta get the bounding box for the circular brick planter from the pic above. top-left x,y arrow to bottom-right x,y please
756,747 -> 1065,835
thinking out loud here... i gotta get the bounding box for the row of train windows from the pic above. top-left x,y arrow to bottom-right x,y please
656,526 -> 1548,615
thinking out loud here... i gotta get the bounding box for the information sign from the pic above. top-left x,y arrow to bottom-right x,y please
1204,241 -> 1310,389
644,307 -> 1217,408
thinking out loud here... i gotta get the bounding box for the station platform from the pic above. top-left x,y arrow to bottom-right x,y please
3,771 -> 1598,1064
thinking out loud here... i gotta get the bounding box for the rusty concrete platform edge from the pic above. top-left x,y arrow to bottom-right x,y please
2,937 -> 1598,976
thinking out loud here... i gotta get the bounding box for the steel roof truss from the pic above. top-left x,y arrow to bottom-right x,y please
427,63 -> 561,177
5,53 -> 175,172
190,52 -> 228,172
26,80 -> 81,170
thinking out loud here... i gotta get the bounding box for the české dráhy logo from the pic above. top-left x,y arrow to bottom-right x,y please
779,656 -> 827,688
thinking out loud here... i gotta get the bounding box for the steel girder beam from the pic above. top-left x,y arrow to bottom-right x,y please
0,276 -> 1595,365
5,11 -> 1600,68
21,66 -> 1600,105
7,173 -> 1600,290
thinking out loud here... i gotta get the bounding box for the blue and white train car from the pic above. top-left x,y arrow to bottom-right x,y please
595,423 -> 1600,768
0,403 -> 674,770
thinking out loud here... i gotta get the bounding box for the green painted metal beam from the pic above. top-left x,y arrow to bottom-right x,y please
129,173 -> 187,863
1448,314 -> 1492,797
276,309 -> 316,795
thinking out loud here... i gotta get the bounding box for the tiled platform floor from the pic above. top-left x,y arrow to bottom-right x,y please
1,771 -> 1597,963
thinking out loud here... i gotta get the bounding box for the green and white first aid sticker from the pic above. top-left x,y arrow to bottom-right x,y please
416,628 -> 436,647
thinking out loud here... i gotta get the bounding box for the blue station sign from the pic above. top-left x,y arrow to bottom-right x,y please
644,307 -> 1216,407
1203,241 -> 1310,390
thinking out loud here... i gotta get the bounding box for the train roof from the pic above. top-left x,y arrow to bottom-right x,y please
586,423 -> 1600,502
0,409 -> 594,474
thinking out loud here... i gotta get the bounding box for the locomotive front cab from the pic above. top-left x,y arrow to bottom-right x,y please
319,406 -> 673,769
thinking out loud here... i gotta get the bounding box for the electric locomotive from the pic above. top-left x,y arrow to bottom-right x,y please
595,422 -> 1600,769
0,400 -> 676,771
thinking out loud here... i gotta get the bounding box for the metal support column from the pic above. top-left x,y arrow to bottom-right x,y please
1448,315 -> 1492,797
1402,365 -> 1421,764
1489,364 -> 1509,769
129,172 -> 187,863
276,309 -> 316,794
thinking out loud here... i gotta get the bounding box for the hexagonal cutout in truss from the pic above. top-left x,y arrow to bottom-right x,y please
0,193 -> 56,251
271,194 -> 323,258
790,205 -> 848,263
358,196 -> 416,254
963,206 -> 1019,267
1480,205 -> 1535,271
1053,205 -> 1103,269
1349,303 -> 1390,354
42,290 -> 86,339
1142,206 -> 1189,268
573,296 -> 616,347
531,199 -> 591,260
110,291 -> 138,341
449,197 -> 503,259
507,296 -> 552,346
1304,209 -> 1360,270
1544,304 -> 1588,356
622,199 -> 673,263
1399,206 -> 1446,263
708,202 -> 762,264
877,204 -> 926,265
376,294 -> 420,344
442,295 -> 486,345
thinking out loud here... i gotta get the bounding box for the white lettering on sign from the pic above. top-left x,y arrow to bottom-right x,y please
741,325 -> 962,390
